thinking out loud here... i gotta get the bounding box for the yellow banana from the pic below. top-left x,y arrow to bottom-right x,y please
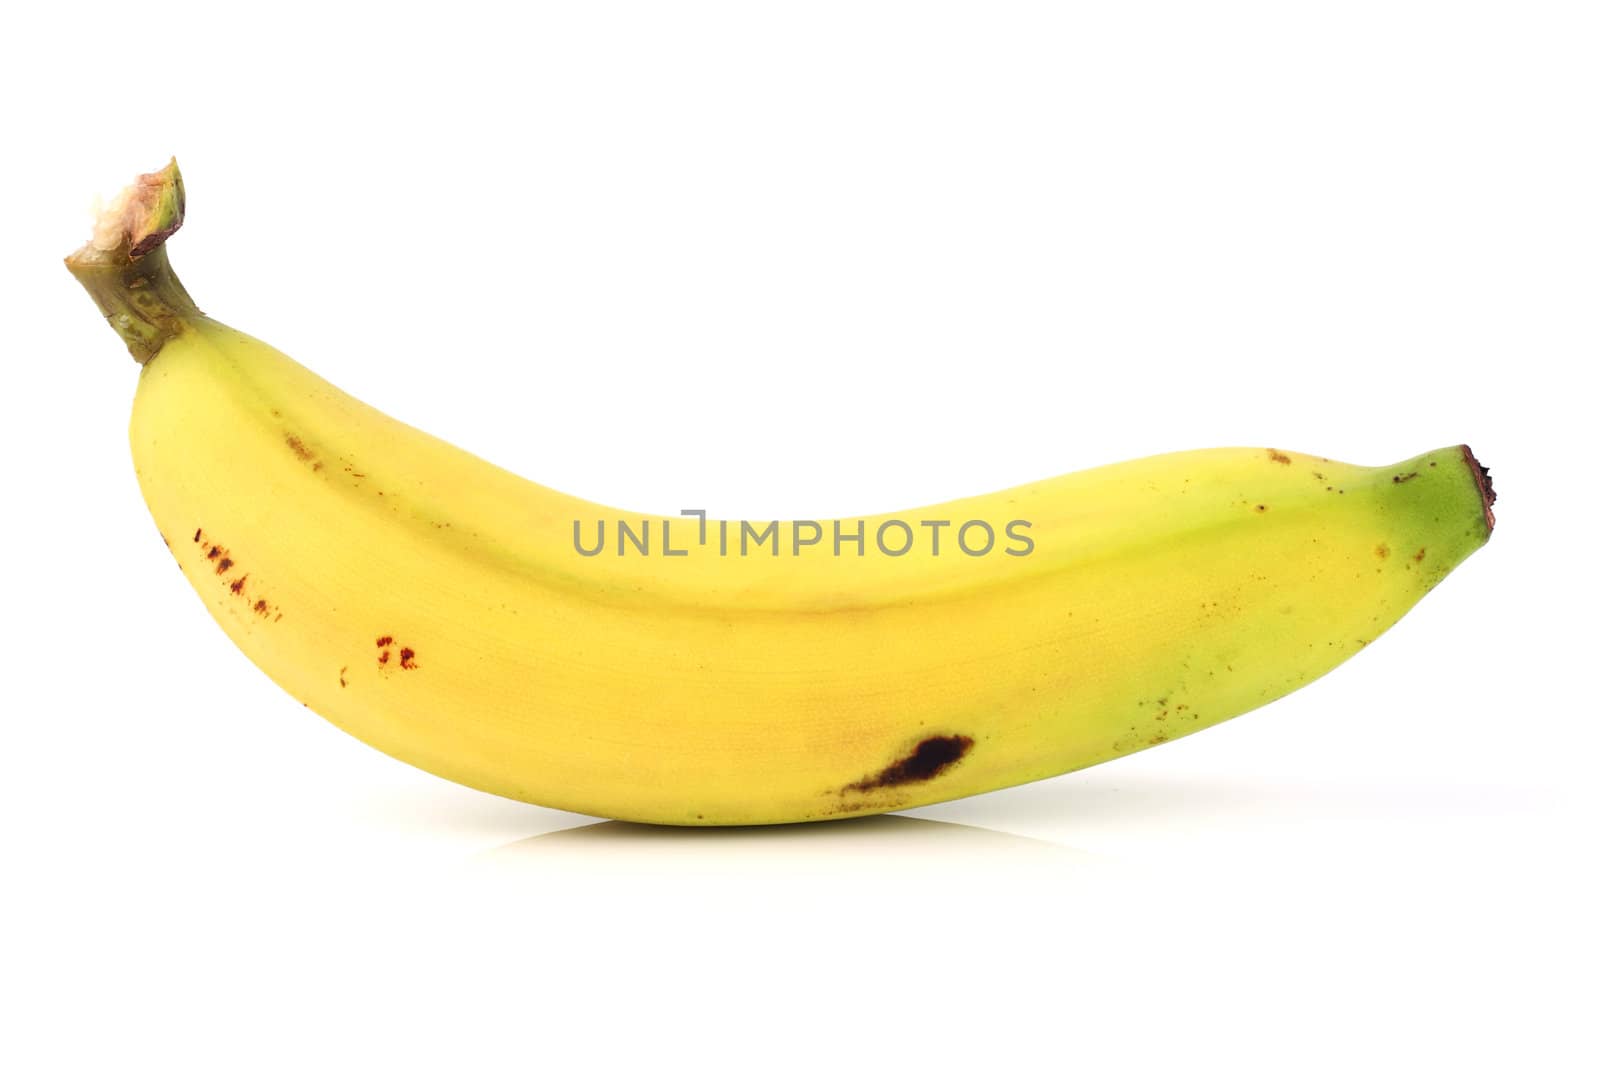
68,161 -> 1495,825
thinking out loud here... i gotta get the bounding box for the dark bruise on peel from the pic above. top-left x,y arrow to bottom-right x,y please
843,734 -> 974,793
1268,449 -> 1291,464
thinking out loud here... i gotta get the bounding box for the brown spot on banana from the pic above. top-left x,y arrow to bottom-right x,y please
843,735 -> 974,793
373,637 -> 419,672
285,434 -> 317,466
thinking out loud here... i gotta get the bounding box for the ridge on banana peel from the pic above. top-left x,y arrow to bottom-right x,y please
67,160 -> 1496,826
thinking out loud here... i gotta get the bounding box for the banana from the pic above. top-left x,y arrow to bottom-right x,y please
67,161 -> 1495,825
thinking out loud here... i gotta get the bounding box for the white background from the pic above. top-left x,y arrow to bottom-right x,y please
2,2 -> 1595,1063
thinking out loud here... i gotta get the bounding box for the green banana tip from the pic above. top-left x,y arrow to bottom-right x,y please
65,157 -> 185,272
1461,444 -> 1496,534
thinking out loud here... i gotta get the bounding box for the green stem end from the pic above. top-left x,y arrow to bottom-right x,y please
65,158 -> 201,364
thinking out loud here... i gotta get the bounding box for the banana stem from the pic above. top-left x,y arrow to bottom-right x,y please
65,158 -> 201,364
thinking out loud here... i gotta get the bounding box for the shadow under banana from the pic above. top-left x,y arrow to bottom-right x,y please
467,813 -> 1113,878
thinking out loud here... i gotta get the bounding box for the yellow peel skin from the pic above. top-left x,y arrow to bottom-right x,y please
72,163 -> 1494,825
